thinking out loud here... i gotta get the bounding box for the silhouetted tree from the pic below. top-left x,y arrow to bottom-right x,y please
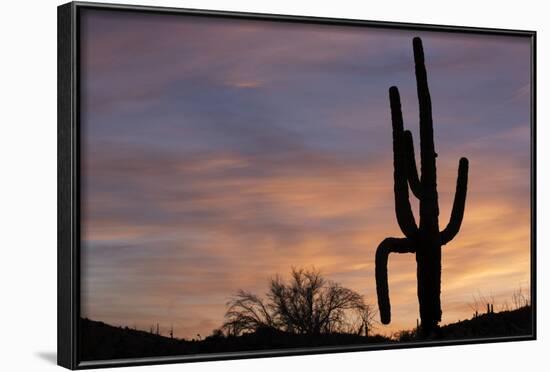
210,328 -> 225,338
222,289 -> 276,335
354,302 -> 378,337
469,291 -> 495,317
375,37 -> 469,337
223,267 -> 375,336
512,286 -> 530,309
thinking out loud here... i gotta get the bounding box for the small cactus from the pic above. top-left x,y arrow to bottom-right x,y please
375,37 -> 469,337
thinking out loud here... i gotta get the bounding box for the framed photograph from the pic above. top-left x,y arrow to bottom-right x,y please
58,1 -> 536,369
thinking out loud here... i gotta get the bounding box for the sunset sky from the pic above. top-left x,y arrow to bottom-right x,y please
80,9 -> 532,339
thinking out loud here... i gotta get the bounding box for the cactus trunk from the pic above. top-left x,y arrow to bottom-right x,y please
375,37 -> 469,337
415,35 -> 442,336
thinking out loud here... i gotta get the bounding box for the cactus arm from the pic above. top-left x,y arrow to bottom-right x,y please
389,87 -> 418,239
402,130 -> 422,198
375,237 -> 416,324
441,158 -> 469,245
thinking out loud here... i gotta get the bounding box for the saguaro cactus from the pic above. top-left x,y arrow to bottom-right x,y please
375,37 -> 469,336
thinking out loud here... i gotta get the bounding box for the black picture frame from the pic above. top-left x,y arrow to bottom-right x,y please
58,1 -> 537,369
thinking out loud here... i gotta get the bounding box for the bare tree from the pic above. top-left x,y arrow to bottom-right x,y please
468,293 -> 482,318
223,267 -> 375,336
344,302 -> 378,336
361,304 -> 378,336
499,300 -> 510,312
469,290 -> 495,317
222,290 -> 277,336
512,286 -> 530,310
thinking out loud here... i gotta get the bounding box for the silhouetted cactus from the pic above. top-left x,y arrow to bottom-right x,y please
375,37 -> 469,337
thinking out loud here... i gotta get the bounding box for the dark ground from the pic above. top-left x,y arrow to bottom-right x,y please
80,306 -> 532,361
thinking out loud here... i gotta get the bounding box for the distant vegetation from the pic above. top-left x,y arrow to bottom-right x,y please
80,304 -> 532,361
395,305 -> 532,342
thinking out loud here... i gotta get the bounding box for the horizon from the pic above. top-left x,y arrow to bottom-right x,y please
80,279 -> 532,341
81,299 -> 532,341
79,9 -> 532,340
